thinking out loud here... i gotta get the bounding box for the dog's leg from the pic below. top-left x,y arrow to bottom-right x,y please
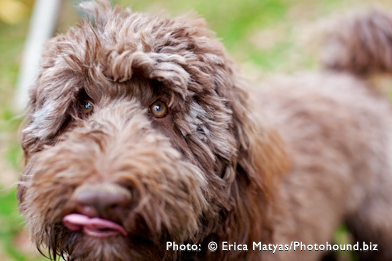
345,186 -> 392,261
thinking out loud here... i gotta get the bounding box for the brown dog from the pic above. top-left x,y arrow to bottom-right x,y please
17,1 -> 392,260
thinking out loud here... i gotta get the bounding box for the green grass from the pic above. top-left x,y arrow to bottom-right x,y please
1,0 -> 392,260
0,189 -> 28,261
0,5 -> 44,260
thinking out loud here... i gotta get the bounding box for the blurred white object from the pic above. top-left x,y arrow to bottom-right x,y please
14,0 -> 62,112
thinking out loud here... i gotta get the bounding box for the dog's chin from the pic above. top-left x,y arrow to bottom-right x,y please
52,230 -> 166,261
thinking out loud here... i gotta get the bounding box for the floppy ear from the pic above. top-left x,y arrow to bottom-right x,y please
235,102 -> 289,205
231,89 -> 290,237
213,66 -> 289,204
206,65 -> 290,259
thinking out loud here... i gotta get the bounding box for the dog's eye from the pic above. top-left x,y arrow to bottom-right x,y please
149,100 -> 168,118
81,101 -> 94,114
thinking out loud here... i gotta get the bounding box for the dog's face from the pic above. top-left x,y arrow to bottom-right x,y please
17,1 -> 287,260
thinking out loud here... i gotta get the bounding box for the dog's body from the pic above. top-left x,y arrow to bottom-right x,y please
259,72 -> 392,261
17,1 -> 392,260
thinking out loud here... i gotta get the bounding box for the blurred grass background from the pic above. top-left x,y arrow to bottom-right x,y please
1,0 -> 392,260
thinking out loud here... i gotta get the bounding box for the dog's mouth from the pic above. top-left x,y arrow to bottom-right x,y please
63,213 -> 128,238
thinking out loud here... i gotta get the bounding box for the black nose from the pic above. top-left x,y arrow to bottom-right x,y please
73,184 -> 131,221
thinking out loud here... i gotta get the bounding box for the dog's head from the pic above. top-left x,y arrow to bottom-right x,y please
17,0 -> 288,260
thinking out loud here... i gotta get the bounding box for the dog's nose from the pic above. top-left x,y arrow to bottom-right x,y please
73,184 -> 131,220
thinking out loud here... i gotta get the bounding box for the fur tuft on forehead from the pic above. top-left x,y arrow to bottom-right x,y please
25,0 -> 238,145
41,0 -> 227,97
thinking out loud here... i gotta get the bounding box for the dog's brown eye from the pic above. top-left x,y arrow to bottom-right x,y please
81,101 -> 94,114
149,100 -> 168,118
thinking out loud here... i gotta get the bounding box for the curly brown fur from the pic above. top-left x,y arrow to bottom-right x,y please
17,1 -> 287,260
17,1 -> 392,261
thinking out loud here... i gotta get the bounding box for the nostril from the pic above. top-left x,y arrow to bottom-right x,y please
72,183 -> 132,219
109,204 -> 122,211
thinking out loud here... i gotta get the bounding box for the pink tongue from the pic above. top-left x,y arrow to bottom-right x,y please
63,214 -> 127,238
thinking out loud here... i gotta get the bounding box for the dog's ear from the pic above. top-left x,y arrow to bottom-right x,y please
215,68 -> 289,201
234,100 -> 289,203
211,68 -> 290,250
